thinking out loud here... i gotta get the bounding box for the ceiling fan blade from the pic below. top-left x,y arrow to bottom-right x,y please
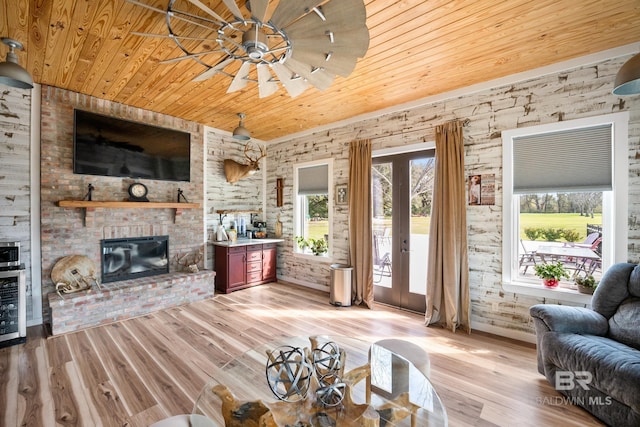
126,0 -> 168,16
131,31 -> 214,42
287,27 -> 370,57
257,63 -> 279,98
284,0 -> 367,36
227,61 -> 252,93
193,58 -> 234,81
187,0 -> 227,24
159,49 -> 224,64
282,57 -> 335,91
271,62 -> 308,98
270,0 -> 325,29
221,0 -> 244,20
247,0 -> 269,22
289,50 -> 357,77
128,0 -> 221,32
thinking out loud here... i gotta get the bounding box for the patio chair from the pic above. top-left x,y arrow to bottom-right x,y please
573,238 -> 603,277
519,240 -> 538,274
565,232 -> 601,252
373,235 -> 392,282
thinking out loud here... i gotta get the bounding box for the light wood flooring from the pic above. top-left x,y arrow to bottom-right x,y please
0,282 -> 604,426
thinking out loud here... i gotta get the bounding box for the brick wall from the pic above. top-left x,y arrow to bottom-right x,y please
40,86 -> 206,325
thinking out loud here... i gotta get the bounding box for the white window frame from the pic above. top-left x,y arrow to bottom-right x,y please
502,112 -> 628,303
293,158 -> 334,261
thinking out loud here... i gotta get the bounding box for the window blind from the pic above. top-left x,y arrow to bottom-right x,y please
298,164 -> 329,195
513,124 -> 612,193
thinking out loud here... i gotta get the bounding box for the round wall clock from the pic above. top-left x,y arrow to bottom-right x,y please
128,182 -> 149,202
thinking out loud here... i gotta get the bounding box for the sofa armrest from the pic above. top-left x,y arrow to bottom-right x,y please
530,304 -> 608,336
529,304 -> 609,375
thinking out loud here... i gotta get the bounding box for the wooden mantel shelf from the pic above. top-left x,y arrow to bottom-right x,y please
57,200 -> 200,226
58,200 -> 200,209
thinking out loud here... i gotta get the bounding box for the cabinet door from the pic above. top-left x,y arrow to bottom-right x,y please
227,251 -> 246,289
262,246 -> 277,282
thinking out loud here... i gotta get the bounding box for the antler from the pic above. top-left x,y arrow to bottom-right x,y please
244,141 -> 267,163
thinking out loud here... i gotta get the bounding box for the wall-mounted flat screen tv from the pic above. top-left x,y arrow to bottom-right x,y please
73,109 -> 191,182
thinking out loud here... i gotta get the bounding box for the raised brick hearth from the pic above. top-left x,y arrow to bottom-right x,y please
48,270 -> 216,335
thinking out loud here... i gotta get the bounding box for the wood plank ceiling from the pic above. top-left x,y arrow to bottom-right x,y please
1,0 -> 639,141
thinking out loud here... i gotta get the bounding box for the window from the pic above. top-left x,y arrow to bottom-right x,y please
294,159 -> 333,257
502,112 -> 628,300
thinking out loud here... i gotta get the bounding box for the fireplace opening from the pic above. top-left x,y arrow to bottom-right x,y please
101,236 -> 169,283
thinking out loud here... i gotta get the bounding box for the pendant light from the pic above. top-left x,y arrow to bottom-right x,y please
0,38 -> 33,90
232,113 -> 251,140
612,52 -> 640,96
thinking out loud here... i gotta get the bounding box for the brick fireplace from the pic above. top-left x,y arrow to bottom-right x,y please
40,86 -> 212,334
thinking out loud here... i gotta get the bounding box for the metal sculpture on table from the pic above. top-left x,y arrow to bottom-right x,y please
210,336 -> 414,426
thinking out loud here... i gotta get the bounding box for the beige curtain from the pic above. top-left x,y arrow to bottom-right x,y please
425,121 -> 470,332
348,139 -> 374,307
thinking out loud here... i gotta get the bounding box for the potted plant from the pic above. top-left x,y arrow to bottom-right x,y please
295,236 -> 309,252
575,274 -> 598,294
534,262 -> 569,288
295,236 -> 328,256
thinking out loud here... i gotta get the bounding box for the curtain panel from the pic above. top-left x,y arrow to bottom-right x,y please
349,139 -> 374,307
425,121 -> 471,332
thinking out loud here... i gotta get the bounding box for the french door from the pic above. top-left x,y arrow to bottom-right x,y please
372,150 -> 435,312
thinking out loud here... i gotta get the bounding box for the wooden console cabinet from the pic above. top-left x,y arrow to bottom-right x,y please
214,242 -> 278,293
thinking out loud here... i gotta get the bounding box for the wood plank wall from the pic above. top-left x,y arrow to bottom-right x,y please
267,53 -> 640,340
2,52 -> 640,339
0,86 -> 34,321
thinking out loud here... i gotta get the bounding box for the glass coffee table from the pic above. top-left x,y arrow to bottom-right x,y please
193,336 -> 448,426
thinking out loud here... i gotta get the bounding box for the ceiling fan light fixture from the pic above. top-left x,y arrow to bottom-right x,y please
0,38 -> 33,90
242,30 -> 269,60
232,113 -> 251,140
613,52 -> 640,96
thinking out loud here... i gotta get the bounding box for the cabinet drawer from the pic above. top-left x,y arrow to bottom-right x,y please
246,271 -> 262,283
246,250 -> 262,262
262,243 -> 277,250
227,246 -> 246,255
247,261 -> 262,273
247,244 -> 264,252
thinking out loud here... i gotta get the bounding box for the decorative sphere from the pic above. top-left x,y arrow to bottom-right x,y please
312,341 -> 342,377
316,373 -> 346,407
266,346 -> 313,402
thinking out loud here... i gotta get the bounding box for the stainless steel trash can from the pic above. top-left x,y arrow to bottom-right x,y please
330,264 -> 352,307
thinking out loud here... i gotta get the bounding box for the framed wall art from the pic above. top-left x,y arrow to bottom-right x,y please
468,174 -> 495,206
335,184 -> 348,205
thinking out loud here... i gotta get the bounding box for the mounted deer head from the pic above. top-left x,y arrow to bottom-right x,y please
223,142 -> 267,183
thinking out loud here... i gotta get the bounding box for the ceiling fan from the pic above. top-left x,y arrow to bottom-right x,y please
127,0 -> 370,98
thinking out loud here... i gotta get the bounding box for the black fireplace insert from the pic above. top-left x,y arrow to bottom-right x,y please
101,236 -> 169,283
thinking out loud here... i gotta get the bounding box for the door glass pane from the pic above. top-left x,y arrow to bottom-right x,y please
409,158 -> 435,295
372,162 -> 393,288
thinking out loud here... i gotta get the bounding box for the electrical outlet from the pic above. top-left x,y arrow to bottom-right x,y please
492,302 -> 500,312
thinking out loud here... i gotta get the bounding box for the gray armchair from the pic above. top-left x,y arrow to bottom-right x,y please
530,262 -> 640,427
